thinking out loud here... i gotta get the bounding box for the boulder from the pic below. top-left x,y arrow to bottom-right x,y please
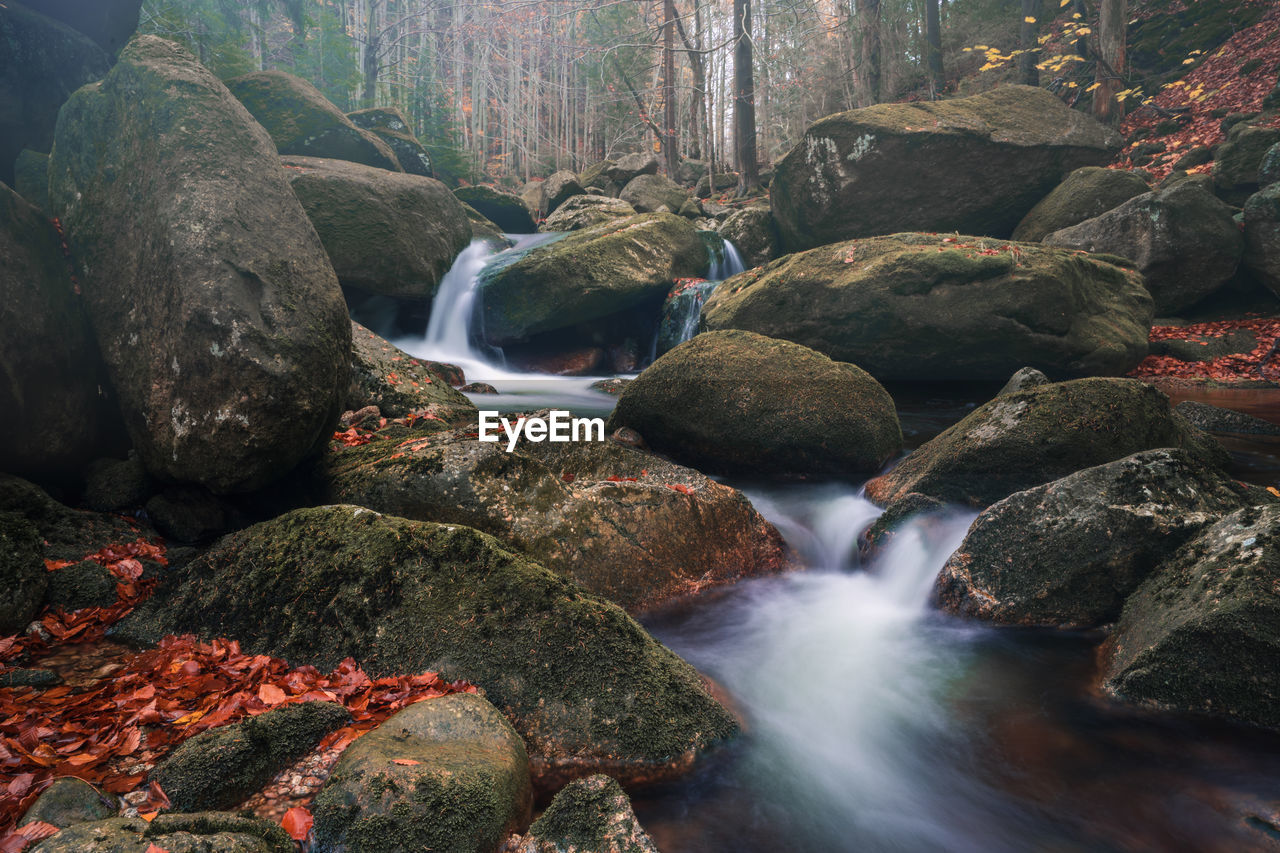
996,366 -> 1050,395
1043,180 -> 1243,314
0,473 -> 156,566
1260,141 -> 1280,187
0,2 -> 109,186
83,456 -> 151,512
18,777 -> 115,831
347,106 -> 433,176
480,213 -> 707,344
348,321 -> 476,420
49,37 -> 352,494
540,195 -> 636,232
144,485 -> 231,544
510,775 -> 658,853
0,511 -> 45,634
578,160 -> 615,190
1213,123 -> 1280,205
1175,400 -> 1280,436
31,813 -> 294,853
115,506 -> 739,786
45,558 -> 116,611
1243,182 -> 1280,297
608,330 -> 901,478
702,233 -> 1152,381
518,180 -> 547,219
1,182 -> 124,481
936,449 -> 1270,628
695,172 -> 737,199
771,85 -> 1121,251
716,204 -> 779,269
1101,504 -> 1280,729
605,153 -> 659,186
544,169 -> 585,213
460,202 -> 510,245
312,694 -> 531,853
283,155 -> 471,300
13,149 -> 50,212
1012,167 -> 1151,242
453,185 -> 537,233
21,0 -> 142,54
151,701 -> 351,812
864,378 -> 1228,509
226,71 -> 400,171
620,173 -> 688,213
317,423 -> 788,611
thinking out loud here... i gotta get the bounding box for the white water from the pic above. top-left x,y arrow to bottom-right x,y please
709,238 -> 746,281
655,238 -> 747,356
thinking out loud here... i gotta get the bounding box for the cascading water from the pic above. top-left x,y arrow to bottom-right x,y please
655,238 -> 747,357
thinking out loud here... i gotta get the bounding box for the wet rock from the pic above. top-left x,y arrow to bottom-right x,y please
609,427 -> 646,449
283,156 -> 471,300
312,694 -> 531,853
348,321 -> 477,420
859,492 -> 946,557
510,774 -> 658,853
1260,141 -> 1280,187
49,37 -> 351,495
151,701 -> 351,812
0,473 -> 155,566
45,559 -> 116,611
771,85 -> 1120,251
1213,123 -> 1280,205
541,195 -> 636,232
454,185 -> 537,233
997,367 -> 1050,396
1243,182 -> 1280,297
145,486 -> 230,544
1,669 -> 61,688
226,71 -> 400,171
18,777 -> 115,830
1150,328 -> 1258,362
1043,180 -> 1243,314
591,378 -> 631,397
1101,504 -> 1280,729
508,347 -> 606,376
116,506 -> 740,787
1012,167 -> 1151,242
461,204 -> 510,245
31,813 -> 294,853
864,378 -> 1228,509
460,382 -> 498,394
83,456 -> 151,512
703,233 -> 1152,381
609,330 -> 901,478
1175,400 -> 1280,436
0,511 -> 45,634
347,106 -> 433,177
605,153 -> 659,186
620,173 -> 688,214
544,170 -> 586,213
936,449 -> 1271,628
716,204 -> 779,268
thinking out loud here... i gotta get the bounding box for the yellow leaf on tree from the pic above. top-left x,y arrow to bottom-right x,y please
1085,82 -> 1101,92
1024,16 -> 1036,23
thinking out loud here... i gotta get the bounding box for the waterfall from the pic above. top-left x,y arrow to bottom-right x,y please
654,238 -> 746,357
709,238 -> 746,281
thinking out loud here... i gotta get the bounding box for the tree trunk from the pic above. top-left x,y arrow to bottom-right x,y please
733,0 -> 759,196
663,0 -> 680,177
1095,0 -> 1126,123
925,0 -> 943,98
1018,0 -> 1041,86
856,0 -> 881,106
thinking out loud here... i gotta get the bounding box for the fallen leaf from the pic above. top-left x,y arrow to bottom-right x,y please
281,806 -> 313,841
391,758 -> 421,766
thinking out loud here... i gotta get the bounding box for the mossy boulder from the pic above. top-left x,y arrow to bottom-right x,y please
83,456 -> 151,512
13,149 -> 50,212
45,558 -> 116,611
702,233 -> 1152,381
453,185 -> 537,233
579,160 -> 615,190
1012,167 -> 1151,242
1044,180 -> 1243,314
31,813 -> 294,853
541,195 -> 636,232
0,473 -> 156,566
619,173 -> 688,214
544,169 -> 586,213
864,378 -> 1228,510
1,182 -> 124,482
1212,122 -> 1280,205
0,511 -> 45,634
316,423 -> 788,612
283,155 -> 471,300
49,36 -> 351,495
18,777 -> 115,830
716,204 -> 779,269
1260,141 -> 1280,187
347,106 -> 433,177
226,71 -> 400,171
460,203 -> 510,245
348,320 -> 476,420
115,506 -> 739,786
151,701 -> 351,812
312,694 -> 531,853
605,153 -> 658,186
771,85 -> 1121,251
1101,504 -> 1280,729
511,774 -> 658,853
1175,400 -> 1280,436
480,213 -> 707,344
1243,182 -> 1280,298
936,449 -> 1271,629
608,330 -> 901,478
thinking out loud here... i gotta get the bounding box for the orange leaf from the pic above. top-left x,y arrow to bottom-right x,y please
391,758 -> 420,765
17,822 -> 58,842
257,683 -> 287,705
144,844 -> 171,853
665,483 -> 694,495
281,806 -> 313,841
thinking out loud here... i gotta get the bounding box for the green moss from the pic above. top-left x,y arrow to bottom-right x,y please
0,510 -> 46,634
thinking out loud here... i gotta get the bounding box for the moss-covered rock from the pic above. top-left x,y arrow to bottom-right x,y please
0,473 -> 156,566
937,449 -> 1272,628
20,0 -> 142,55
460,203 -> 509,245
1213,122 -> 1280,205
716,204 -> 779,269
315,423 -> 788,612
1012,167 -> 1151,242
1043,180 -> 1243,314
151,701 -> 351,812
19,777 -> 116,830
347,106 -> 433,177
83,456 -> 151,512
1175,400 -> 1280,436
144,485 -> 230,544
115,506 -> 739,786
226,71 -> 400,171
511,774 -> 658,853
44,558 -> 116,611
545,170 -> 586,213
702,233 -> 1152,381
619,173 -> 687,214
312,694 -> 531,853
31,813 -> 294,853
0,182 -> 125,483
13,149 -> 50,212
348,320 -> 476,420
1101,504 -> 1280,729
0,511 -> 46,634
283,155 -> 471,300
49,37 -> 351,495
541,196 -> 637,232
453,185 -> 537,233
1243,182 -> 1280,298
579,160 -> 616,190
605,154 -> 659,186
608,330 -> 900,478
480,213 -> 707,344
1260,141 -> 1280,187
864,378 -> 1228,509
771,85 -> 1121,251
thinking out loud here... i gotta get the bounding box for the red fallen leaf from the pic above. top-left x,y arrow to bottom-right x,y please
257,683 -> 287,705
144,844 -> 171,853
281,806 -> 313,841
148,780 -> 171,810
391,758 -> 421,765
0,833 -> 30,853
113,558 -> 144,581
15,823 -> 57,842
6,774 -> 33,798
666,483 -> 695,495
561,472 -> 575,483
42,559 -> 74,572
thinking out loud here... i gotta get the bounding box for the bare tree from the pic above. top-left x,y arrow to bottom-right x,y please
925,0 -> 943,98
1094,0 -> 1126,123
733,0 -> 759,195
856,0 -> 881,107
1017,0 -> 1040,86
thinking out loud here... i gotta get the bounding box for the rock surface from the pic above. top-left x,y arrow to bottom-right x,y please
770,85 -> 1121,251
1243,181 -> 1280,297
510,774 -> 659,853
49,37 -> 351,494
1012,167 -> 1151,242
0,511 -> 45,634
1213,123 -> 1280,205
31,813 -> 294,853
348,321 -> 476,419
13,149 -> 50,212
620,173 -> 688,214
454,185 -> 537,233
541,195 -> 637,232
717,205 -> 779,269
544,169 -> 586,213
18,777 -> 115,830
702,233 -> 1152,381
606,153 -> 659,186
1175,400 -> 1280,436
347,106 -> 433,176
21,0 -> 142,54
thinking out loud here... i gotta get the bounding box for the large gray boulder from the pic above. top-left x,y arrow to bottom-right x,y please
544,169 -> 586,213
347,106 -> 433,176
49,37 -> 351,494
771,85 -> 1121,251
702,233 -> 1152,381
348,321 -> 476,420
511,775 -> 659,853
716,204 -> 779,268
608,330 -> 901,478
1012,166 -> 1151,242
1243,182 -> 1280,298
1044,180 -> 1243,314
606,153 -> 659,186
283,155 -> 471,299
0,511 -> 44,634
31,813 -> 294,853
13,149 -> 50,212
1213,122 -> 1280,205
453,185 -> 537,233
620,172 -> 688,213
21,0 -> 142,54
540,195 -> 636,232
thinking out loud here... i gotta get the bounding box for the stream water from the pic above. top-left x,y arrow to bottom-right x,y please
405,237 -> 1280,852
